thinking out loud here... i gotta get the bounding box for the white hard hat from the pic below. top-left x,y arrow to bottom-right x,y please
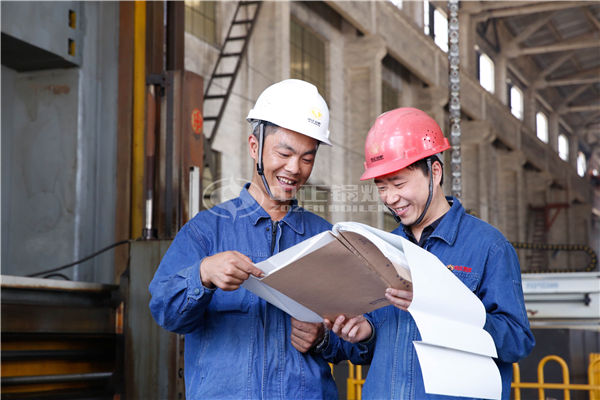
247,79 -> 331,146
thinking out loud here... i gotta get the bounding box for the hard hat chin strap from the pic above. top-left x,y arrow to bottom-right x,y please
409,157 -> 434,227
387,205 -> 401,223
256,122 -> 275,200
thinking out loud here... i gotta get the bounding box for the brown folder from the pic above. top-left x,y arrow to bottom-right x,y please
259,230 -> 412,321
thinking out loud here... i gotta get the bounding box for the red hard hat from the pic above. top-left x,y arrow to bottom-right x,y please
360,108 -> 450,180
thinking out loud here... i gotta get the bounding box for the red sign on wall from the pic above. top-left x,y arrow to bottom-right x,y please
191,108 -> 203,135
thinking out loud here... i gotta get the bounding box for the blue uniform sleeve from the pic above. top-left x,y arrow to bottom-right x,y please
481,240 -> 535,363
148,222 -> 216,334
319,317 -> 376,365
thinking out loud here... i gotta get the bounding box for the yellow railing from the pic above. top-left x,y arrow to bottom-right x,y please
342,354 -> 600,400
512,354 -> 600,399
343,361 -> 364,400
347,362 -> 365,400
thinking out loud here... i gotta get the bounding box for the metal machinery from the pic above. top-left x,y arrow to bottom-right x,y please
519,271 -> 600,398
1,276 -> 124,398
123,2 -> 262,399
522,271 -> 600,325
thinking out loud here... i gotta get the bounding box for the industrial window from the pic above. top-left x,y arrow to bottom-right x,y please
478,52 -> 495,93
536,112 -> 548,143
509,84 -> 523,120
558,134 -> 569,161
577,151 -> 587,177
185,1 -> 217,45
382,81 -> 399,113
433,8 -> 448,52
389,0 -> 403,9
423,2 -> 448,52
290,18 -> 327,99
423,1 -> 432,36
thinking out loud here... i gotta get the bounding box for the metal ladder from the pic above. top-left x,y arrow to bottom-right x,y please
203,1 -> 262,177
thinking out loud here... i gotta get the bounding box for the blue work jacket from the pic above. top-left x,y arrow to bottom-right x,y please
149,184 -> 336,400
328,197 -> 535,400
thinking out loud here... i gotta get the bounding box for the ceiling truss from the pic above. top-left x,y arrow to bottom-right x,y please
463,1 -> 600,153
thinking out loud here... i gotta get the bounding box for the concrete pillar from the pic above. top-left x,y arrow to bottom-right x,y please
460,120 -> 494,221
549,113 -> 559,153
402,0 -> 424,29
495,55 -> 508,105
524,169 -> 552,208
569,134 -> 578,170
523,87 -> 537,133
414,85 -> 447,122
568,202 -> 593,268
496,150 -> 525,241
458,12 -> 475,76
341,34 -> 386,226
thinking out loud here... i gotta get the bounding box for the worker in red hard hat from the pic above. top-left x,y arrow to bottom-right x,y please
325,108 -> 535,400
361,107 -> 451,235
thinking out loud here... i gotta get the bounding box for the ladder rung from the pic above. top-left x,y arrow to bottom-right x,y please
204,116 -> 218,121
222,52 -> 242,58
204,95 -> 227,100
214,73 -> 234,78
226,36 -> 247,42
233,19 -> 253,25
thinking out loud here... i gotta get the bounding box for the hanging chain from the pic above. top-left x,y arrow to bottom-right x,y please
448,0 -> 461,199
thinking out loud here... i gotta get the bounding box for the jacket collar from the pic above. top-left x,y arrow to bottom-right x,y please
239,183 -> 305,235
428,196 -> 464,246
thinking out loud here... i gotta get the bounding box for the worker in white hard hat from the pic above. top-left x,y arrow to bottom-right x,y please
323,108 -> 535,400
149,79 -> 338,399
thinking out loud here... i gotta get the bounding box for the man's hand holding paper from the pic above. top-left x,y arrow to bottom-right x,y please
326,285 -> 413,342
200,251 -> 264,290
290,318 -> 325,353
385,287 -> 413,311
325,314 -> 371,343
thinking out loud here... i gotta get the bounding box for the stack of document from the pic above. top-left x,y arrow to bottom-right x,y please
243,221 -> 501,400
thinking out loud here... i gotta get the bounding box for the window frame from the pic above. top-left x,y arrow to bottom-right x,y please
577,151 -> 587,177
477,51 -> 495,94
423,1 -> 448,52
433,7 -> 448,52
536,111 -> 549,143
184,1 -> 218,46
558,133 -> 569,162
508,83 -> 523,120
290,17 -> 328,100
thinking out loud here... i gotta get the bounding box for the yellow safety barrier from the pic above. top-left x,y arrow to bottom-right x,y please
346,361 -> 365,400
511,354 -> 600,400
339,354 -> 600,400
590,354 -> 600,400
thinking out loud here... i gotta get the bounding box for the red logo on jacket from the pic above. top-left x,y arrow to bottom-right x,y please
447,264 -> 472,273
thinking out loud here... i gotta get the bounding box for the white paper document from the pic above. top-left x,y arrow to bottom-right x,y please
243,221 -> 501,399
414,342 -> 502,399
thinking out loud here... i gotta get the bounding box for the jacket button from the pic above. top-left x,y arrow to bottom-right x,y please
193,287 -> 200,295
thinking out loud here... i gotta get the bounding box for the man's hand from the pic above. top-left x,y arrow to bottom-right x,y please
199,251 -> 264,291
385,288 -> 413,311
290,318 -> 324,353
325,314 -> 372,343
